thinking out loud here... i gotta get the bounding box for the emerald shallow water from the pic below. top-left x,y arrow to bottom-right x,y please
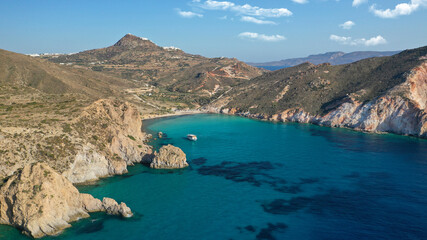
2,114 -> 427,239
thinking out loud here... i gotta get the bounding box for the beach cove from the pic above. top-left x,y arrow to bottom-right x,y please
1,114 -> 427,240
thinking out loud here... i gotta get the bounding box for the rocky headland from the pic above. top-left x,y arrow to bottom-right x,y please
0,95 -> 190,238
0,98 -> 154,238
0,163 -> 132,238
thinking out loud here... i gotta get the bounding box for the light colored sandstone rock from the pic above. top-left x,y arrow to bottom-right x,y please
62,144 -> 111,183
0,163 -> 132,238
63,99 -> 152,183
150,144 -> 188,169
102,198 -> 133,218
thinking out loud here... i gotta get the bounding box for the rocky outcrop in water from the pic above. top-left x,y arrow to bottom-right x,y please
0,163 -> 132,238
150,145 -> 188,169
102,197 -> 133,218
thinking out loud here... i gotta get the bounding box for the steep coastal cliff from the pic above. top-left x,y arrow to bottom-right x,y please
62,99 -> 152,183
0,99 -> 152,183
218,47 -> 427,138
0,99 -> 155,238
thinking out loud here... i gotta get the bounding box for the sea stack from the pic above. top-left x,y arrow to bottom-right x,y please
150,145 -> 188,169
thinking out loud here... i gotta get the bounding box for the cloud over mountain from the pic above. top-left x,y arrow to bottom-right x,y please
330,34 -> 387,46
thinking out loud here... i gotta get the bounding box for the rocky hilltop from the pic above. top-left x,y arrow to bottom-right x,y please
44,34 -> 264,95
217,46 -> 427,138
0,163 -> 132,238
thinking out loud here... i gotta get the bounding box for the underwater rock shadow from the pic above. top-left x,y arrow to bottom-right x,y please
191,157 -> 208,166
197,161 -> 322,194
260,172 -> 427,239
237,223 -> 288,240
76,218 -> 105,234
256,223 -> 288,240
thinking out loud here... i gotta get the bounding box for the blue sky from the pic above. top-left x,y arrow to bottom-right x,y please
0,0 -> 426,62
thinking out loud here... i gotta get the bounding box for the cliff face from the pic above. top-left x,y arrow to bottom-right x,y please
63,99 -> 152,183
0,99 -> 152,184
222,62 -> 427,138
0,163 -> 132,238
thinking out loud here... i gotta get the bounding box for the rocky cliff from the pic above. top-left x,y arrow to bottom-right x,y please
219,51 -> 427,138
0,99 -> 152,184
0,163 -> 132,238
63,99 -> 152,183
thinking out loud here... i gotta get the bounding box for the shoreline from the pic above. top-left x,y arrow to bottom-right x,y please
141,110 -> 208,120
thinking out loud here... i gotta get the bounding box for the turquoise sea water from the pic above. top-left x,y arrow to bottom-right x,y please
2,114 -> 427,240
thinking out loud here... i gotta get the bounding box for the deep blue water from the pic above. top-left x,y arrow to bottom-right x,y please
1,114 -> 427,240
256,66 -> 290,71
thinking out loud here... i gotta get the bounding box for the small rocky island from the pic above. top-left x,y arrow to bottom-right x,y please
0,163 -> 132,238
150,144 -> 189,169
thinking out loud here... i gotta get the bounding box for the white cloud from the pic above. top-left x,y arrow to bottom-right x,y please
330,35 -> 352,44
198,0 -> 292,18
370,0 -> 427,18
177,9 -> 203,18
363,35 -> 388,46
292,0 -> 308,4
330,34 -> 387,46
241,16 -> 277,25
239,32 -> 286,42
339,21 -> 355,29
201,0 -> 235,10
352,0 -> 367,7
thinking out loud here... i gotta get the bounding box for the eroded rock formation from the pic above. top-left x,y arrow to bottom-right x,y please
0,163 -> 132,238
62,99 -> 152,183
150,144 -> 188,169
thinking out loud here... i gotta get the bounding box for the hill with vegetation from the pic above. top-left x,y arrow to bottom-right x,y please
0,38 -> 426,238
225,47 -> 425,115
218,46 -> 427,138
43,34 -> 264,95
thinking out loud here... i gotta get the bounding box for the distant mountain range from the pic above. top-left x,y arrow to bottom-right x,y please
248,51 -> 401,69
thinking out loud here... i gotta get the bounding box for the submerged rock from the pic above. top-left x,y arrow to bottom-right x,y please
150,144 -> 188,169
0,163 -> 132,238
